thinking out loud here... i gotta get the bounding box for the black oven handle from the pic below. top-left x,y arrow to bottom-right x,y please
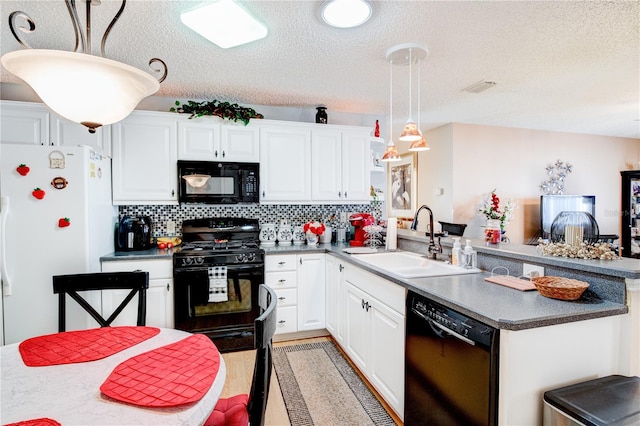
175,264 -> 262,273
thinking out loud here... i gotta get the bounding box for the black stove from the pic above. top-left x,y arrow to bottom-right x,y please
173,217 -> 265,352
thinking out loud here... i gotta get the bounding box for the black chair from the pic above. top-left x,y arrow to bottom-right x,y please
205,284 -> 277,426
52,271 -> 149,332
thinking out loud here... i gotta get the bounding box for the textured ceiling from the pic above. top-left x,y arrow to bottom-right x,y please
1,0 -> 639,139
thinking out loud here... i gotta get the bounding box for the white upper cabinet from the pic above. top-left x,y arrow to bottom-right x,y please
1,101 -> 110,155
310,128 -> 370,202
259,125 -> 312,202
178,117 -> 259,162
112,111 -> 178,205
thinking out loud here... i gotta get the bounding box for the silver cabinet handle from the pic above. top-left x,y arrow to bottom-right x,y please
166,283 -> 170,291
339,264 -> 344,272
278,279 -> 286,284
278,296 -> 286,300
278,320 -> 286,324
299,257 -> 302,265
278,261 -> 286,265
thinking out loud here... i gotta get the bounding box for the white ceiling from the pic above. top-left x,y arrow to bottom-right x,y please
1,0 -> 639,139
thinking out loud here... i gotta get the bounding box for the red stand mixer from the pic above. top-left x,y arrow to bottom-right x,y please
349,213 -> 375,246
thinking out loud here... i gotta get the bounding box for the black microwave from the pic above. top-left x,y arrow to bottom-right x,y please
178,160 -> 259,204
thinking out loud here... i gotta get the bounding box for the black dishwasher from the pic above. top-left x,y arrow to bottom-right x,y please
405,291 -> 499,425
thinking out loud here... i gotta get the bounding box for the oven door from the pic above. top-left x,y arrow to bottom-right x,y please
173,263 -> 263,352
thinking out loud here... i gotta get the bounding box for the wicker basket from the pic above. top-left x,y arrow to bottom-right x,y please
531,276 -> 589,301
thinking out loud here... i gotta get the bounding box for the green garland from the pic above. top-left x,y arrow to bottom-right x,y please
170,100 -> 264,125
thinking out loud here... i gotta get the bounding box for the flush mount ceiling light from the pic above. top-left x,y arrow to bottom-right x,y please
1,0 -> 167,134
386,43 -> 429,143
181,0 -> 268,49
320,0 -> 373,28
462,80 -> 497,93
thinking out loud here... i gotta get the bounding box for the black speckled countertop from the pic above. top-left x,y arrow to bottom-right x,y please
100,239 -> 629,332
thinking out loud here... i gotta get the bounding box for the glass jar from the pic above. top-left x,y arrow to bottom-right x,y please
485,219 -> 501,245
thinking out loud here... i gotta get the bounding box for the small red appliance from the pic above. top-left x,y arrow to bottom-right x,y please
349,213 -> 375,246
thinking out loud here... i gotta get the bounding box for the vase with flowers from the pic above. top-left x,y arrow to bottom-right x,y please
303,221 -> 325,245
480,189 -> 516,243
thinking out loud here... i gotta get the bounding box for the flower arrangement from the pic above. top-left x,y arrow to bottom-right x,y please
479,189 -> 516,230
303,221 -> 326,236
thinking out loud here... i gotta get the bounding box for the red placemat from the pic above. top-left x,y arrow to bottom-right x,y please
100,334 -> 220,407
5,418 -> 61,426
19,326 -> 160,367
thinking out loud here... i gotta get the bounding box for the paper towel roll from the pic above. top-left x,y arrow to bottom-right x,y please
386,217 -> 398,250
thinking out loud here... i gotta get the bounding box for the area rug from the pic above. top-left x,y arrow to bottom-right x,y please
273,341 -> 396,425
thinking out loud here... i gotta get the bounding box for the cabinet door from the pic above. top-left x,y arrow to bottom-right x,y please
259,126 -> 311,201
112,112 -> 178,204
325,255 -> 345,344
101,279 -> 171,328
221,124 -> 259,162
369,298 -> 405,417
344,282 -> 370,372
51,114 -> 111,155
311,129 -> 343,201
0,101 -> 49,145
341,130 -> 371,201
297,253 -> 326,331
177,119 -> 221,160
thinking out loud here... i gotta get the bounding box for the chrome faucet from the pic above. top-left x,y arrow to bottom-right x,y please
410,205 -> 443,260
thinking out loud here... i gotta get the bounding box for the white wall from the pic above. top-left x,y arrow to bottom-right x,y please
411,123 -> 640,244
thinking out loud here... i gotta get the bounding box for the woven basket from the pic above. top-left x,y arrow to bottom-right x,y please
531,276 -> 589,301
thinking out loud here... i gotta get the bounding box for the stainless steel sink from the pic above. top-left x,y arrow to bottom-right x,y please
353,251 -> 481,278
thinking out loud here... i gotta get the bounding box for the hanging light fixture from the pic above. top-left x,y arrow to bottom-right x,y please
1,1 -> 167,133
381,54 -> 400,162
386,43 -> 428,143
409,48 -> 430,152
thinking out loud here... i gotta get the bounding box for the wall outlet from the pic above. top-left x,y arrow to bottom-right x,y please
523,263 -> 544,278
166,220 -> 176,235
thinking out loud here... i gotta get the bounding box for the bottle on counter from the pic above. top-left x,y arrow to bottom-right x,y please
463,239 -> 477,269
451,238 -> 462,266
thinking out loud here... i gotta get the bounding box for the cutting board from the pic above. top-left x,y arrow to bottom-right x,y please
484,275 -> 537,291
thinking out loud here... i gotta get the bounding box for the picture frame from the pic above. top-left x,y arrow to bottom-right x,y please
387,152 -> 417,218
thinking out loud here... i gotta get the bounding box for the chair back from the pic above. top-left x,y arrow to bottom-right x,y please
247,284 -> 277,426
52,271 -> 149,332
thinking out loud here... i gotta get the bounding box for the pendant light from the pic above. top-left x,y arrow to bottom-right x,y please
386,43 -> 428,143
381,55 -> 400,162
1,1 -> 167,133
409,48 -> 430,152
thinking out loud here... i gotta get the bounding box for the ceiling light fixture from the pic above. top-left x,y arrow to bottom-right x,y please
181,0 -> 268,49
320,0 -> 373,28
409,52 -> 430,152
462,80 -> 497,93
386,43 -> 428,143
1,0 -> 167,134
381,53 -> 400,162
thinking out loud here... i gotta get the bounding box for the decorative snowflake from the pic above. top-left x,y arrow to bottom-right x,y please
540,160 -> 573,195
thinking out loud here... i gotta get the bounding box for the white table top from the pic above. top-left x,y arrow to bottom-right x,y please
1,328 -> 226,426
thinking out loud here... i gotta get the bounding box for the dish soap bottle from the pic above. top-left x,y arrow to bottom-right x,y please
451,238 -> 461,266
463,239 -> 477,269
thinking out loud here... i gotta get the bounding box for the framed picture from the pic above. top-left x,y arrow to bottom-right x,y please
387,153 -> 417,217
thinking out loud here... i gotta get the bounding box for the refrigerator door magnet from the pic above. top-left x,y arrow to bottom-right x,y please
49,150 -> 65,169
51,177 -> 68,190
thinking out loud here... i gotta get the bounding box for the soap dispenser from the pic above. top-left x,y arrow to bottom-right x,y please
451,238 -> 461,266
463,239 -> 477,269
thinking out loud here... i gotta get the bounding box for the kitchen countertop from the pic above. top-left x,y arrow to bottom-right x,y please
100,240 -> 629,332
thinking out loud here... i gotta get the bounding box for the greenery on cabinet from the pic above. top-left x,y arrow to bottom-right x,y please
170,100 -> 264,125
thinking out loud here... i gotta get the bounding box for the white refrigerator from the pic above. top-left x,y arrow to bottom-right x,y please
0,145 -> 117,344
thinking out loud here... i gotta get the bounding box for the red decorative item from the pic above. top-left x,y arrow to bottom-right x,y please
58,217 -> 71,228
16,164 -> 30,176
32,188 -> 45,199
374,120 -> 380,137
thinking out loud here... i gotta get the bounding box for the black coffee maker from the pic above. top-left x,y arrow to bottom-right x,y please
116,216 -> 153,251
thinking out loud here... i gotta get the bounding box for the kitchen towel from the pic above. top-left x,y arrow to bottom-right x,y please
100,334 -> 220,407
19,326 -> 160,367
208,266 -> 228,303
386,217 -> 398,251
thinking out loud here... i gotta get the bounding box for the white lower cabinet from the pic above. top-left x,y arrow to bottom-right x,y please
100,259 -> 174,329
343,265 -> 406,420
325,254 -> 346,345
265,253 -> 326,334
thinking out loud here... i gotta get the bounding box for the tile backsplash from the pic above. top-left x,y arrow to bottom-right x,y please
119,203 -> 382,237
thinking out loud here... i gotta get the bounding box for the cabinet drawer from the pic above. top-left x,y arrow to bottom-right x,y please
101,259 -> 172,280
265,271 -> 297,289
275,306 -> 297,334
265,255 -> 297,272
274,288 -> 297,307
